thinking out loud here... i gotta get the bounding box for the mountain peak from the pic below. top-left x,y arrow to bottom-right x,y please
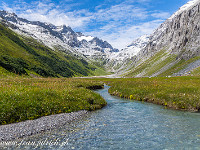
0,10 -> 16,17
127,35 -> 150,48
169,0 -> 199,20
56,25 -> 73,33
110,34 -> 150,62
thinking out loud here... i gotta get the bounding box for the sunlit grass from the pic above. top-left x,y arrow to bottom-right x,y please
101,76 -> 200,112
0,77 -> 106,125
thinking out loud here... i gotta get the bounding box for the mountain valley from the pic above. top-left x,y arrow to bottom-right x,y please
0,0 -> 200,78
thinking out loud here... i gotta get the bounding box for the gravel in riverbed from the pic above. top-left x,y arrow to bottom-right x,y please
0,110 -> 88,142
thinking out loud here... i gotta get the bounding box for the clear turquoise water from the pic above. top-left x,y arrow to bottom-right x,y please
2,85 -> 200,150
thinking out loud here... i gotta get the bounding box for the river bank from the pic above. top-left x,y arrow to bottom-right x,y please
1,76 -> 200,142
103,76 -> 200,112
0,110 -> 88,141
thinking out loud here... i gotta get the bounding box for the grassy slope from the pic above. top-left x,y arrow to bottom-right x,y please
0,78 -> 107,125
191,66 -> 200,75
0,23 -> 99,77
92,68 -> 111,76
125,49 -> 200,77
101,77 -> 200,112
158,56 -> 200,77
125,50 -> 170,77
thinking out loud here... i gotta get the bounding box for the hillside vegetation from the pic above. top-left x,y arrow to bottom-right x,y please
124,49 -> 200,78
0,23 -> 100,77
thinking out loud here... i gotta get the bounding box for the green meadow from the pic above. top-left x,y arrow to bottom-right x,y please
101,76 -> 200,112
1,21 -> 200,124
0,77 -> 106,125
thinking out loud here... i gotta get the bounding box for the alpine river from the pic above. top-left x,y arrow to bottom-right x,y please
3,85 -> 200,149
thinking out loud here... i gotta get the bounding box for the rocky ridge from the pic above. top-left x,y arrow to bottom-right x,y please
125,0 -> 200,77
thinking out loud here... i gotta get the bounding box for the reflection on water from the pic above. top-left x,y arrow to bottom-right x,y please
1,85 -> 200,150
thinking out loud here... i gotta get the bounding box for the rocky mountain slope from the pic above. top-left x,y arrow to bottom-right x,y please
107,35 -> 150,73
0,21 -> 98,77
124,0 -> 200,77
111,35 -> 149,62
0,10 -> 118,64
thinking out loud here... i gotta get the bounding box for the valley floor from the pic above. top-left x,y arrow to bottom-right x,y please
1,76 -> 200,141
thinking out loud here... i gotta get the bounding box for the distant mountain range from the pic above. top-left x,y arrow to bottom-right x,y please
0,0 -> 200,78
106,35 -> 150,73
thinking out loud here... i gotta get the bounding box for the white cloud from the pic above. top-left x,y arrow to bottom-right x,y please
94,3 -> 148,22
151,12 -> 171,19
2,2 -> 14,12
87,20 -> 164,49
4,1 -> 92,28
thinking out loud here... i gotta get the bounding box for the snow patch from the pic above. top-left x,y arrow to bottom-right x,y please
111,35 -> 150,61
77,36 -> 94,42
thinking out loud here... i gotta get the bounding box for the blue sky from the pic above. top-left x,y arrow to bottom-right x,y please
0,0 -> 190,49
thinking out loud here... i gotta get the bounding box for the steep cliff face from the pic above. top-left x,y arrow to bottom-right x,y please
126,0 -> 200,77
143,0 -> 200,59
